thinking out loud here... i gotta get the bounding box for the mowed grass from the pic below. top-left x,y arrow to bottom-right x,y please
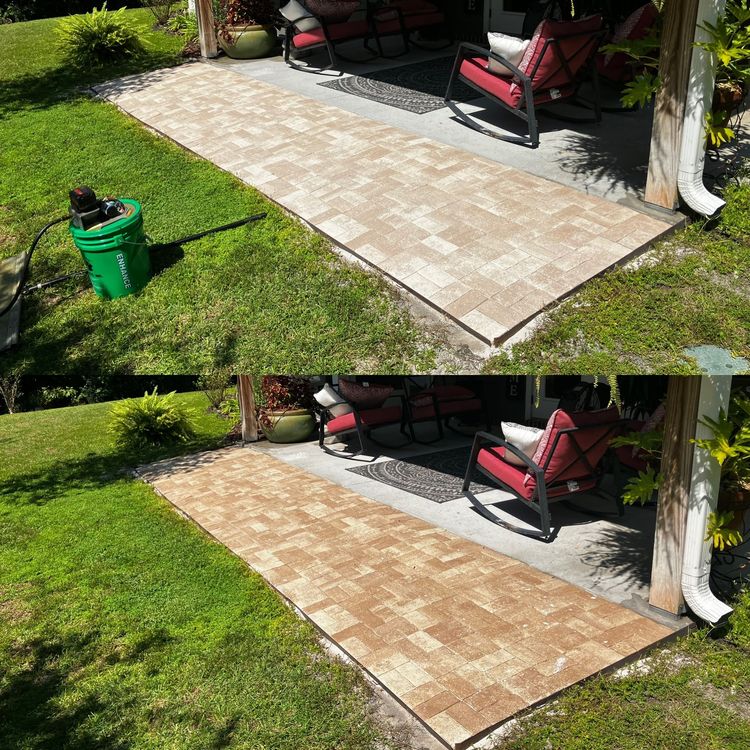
484,183 -> 750,374
0,11 -> 436,374
0,395 -> 395,750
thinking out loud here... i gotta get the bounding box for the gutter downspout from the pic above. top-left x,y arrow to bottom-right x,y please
677,0 -> 727,217
681,375 -> 733,625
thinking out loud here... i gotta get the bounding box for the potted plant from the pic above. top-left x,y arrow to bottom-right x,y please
258,375 -> 315,443
215,0 -> 278,59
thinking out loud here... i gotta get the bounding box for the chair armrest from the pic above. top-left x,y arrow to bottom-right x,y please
455,41 -> 530,82
470,430 -> 543,475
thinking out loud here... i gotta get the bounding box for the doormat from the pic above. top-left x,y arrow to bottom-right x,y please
318,56 -> 478,114
347,446 -> 495,503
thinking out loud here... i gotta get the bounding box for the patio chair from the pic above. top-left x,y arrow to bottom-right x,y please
595,2 -> 659,85
462,406 -> 623,541
445,15 -> 605,147
406,383 -> 485,444
369,0 -> 451,58
281,0 -> 373,70
316,385 -> 414,458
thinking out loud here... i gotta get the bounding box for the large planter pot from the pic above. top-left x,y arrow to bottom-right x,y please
218,24 -> 277,59
712,80 -> 748,120
261,408 -> 315,443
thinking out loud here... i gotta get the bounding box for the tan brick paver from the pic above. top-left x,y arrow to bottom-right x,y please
96,63 -> 674,344
141,447 -> 672,749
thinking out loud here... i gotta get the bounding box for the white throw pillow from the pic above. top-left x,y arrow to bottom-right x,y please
487,32 -> 530,77
314,383 -> 352,418
280,0 -> 321,32
501,421 -> 544,466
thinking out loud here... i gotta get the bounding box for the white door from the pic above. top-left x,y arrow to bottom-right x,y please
485,0 -> 528,34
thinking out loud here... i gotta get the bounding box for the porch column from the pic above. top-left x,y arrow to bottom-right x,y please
648,375 -> 702,615
644,0 -> 700,210
237,375 -> 259,443
196,0 -> 219,59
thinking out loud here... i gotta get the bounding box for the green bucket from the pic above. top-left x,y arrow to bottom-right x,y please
69,199 -> 150,300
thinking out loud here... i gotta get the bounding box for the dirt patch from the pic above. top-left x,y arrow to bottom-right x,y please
0,584 -> 33,625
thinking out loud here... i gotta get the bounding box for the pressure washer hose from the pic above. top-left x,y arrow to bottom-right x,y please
0,215 -> 68,319
0,210 -> 268,320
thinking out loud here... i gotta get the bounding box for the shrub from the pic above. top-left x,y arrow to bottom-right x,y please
57,3 -> 144,66
109,388 -> 197,450
141,0 -> 179,26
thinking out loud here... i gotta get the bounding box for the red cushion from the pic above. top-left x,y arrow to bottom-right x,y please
306,0 -> 360,23
530,406 -> 619,489
422,385 -> 476,401
510,15 -> 603,99
293,18 -> 369,48
326,405 -> 402,435
597,3 -> 658,82
374,11 -> 443,34
459,56 -> 573,108
410,397 -> 482,423
478,446 -> 534,499
615,445 -> 649,473
477,445 -> 598,500
338,379 -> 394,409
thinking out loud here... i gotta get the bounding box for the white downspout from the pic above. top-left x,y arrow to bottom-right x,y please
677,0 -> 727,217
681,375 -> 733,625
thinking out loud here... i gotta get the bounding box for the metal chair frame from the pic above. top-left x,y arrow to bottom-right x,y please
445,26 -> 605,147
316,391 -> 414,459
462,419 -> 624,541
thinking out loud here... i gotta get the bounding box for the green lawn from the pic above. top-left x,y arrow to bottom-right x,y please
484,184 -> 750,374
0,10 -> 437,374
0,395 -> 397,749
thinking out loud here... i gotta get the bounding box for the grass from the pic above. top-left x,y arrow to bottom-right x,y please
0,395 -> 397,750
0,10 -> 437,374
484,184 -> 750,374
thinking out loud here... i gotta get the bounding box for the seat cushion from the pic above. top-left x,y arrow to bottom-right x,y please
326,405 -> 402,435
459,56 -> 573,108
410,397 -> 482,422
338,378 -> 394,409
510,14 -> 603,99
478,445 -> 597,500
292,18 -> 369,48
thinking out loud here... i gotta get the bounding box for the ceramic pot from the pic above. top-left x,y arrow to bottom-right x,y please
218,24 -> 277,59
260,408 -> 315,443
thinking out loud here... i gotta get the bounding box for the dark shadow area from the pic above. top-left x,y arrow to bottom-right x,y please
0,441 -> 228,507
0,630 -> 128,750
0,54 -> 183,116
148,244 -> 185,277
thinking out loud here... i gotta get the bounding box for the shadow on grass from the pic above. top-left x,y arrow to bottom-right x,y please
0,631 -> 128,750
0,53 -> 183,116
0,441 -> 229,507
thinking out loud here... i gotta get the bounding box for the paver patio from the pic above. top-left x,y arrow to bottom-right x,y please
96,62 -> 675,344
141,446 -> 674,748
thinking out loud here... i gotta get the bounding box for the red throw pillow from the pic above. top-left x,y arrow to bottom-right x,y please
306,0 -> 360,22
338,379 -> 394,409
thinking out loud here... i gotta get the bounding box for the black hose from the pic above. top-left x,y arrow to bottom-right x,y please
0,215 -> 68,319
147,212 -> 267,252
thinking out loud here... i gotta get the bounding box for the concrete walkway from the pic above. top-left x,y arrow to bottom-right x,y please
96,63 -> 674,345
141,446 -> 673,749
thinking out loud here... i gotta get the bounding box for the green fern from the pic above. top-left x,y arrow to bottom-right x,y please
706,511 -> 744,551
621,466 -> 662,506
109,388 -> 197,450
57,4 -> 144,66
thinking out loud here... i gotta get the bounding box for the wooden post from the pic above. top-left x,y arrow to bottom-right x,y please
196,0 -> 219,59
237,375 -> 259,443
648,376 -> 702,615
644,0 -> 701,210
